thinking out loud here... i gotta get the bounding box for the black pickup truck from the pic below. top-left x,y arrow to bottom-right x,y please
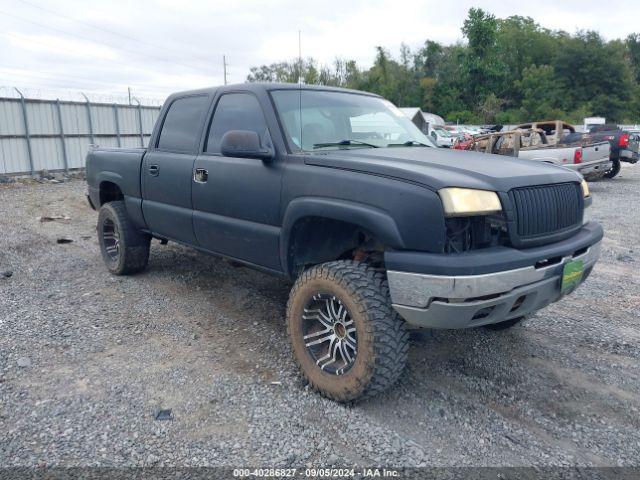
86,83 -> 602,402
586,124 -> 640,178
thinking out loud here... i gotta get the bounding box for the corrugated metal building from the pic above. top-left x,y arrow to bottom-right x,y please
0,96 -> 161,175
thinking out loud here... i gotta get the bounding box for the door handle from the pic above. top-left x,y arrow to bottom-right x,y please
194,168 -> 208,183
149,164 -> 159,176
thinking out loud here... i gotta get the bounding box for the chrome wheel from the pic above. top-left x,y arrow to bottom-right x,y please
302,293 -> 357,375
101,218 -> 120,261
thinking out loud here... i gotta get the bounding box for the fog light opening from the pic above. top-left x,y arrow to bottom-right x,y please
510,295 -> 526,312
472,306 -> 494,320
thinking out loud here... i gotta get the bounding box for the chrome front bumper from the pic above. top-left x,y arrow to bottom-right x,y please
387,241 -> 601,329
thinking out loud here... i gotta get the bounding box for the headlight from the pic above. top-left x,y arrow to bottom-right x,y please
439,187 -> 502,217
581,179 -> 590,198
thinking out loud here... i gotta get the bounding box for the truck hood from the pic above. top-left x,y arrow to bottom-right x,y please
304,147 -> 581,192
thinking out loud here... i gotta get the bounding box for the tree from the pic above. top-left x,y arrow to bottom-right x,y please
553,31 -> 634,120
246,13 -> 640,124
461,8 -> 505,105
495,16 -> 558,103
478,93 -> 504,123
247,58 -> 359,87
414,40 -> 444,78
517,64 -> 564,120
626,33 -> 640,83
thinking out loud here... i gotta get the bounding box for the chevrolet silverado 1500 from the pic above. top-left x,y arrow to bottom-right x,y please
86,84 -> 602,402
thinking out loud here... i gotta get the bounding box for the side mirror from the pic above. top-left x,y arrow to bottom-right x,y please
220,130 -> 274,161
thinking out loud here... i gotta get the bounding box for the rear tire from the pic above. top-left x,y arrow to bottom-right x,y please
483,317 -> 524,331
604,158 -> 621,178
97,201 -> 150,275
286,261 -> 409,402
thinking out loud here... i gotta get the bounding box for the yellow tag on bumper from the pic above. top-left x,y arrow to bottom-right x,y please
561,260 -> 584,293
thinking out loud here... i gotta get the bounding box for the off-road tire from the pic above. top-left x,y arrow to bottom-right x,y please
287,260 -> 409,402
483,316 -> 524,331
604,158 -> 621,178
97,201 -> 150,275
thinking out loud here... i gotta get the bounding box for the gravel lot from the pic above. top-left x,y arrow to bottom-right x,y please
1,165 -> 639,468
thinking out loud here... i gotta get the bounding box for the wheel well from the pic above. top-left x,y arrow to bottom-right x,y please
99,181 -> 124,205
287,217 -> 384,277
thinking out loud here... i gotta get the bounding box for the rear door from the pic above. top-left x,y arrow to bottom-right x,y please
142,94 -> 210,244
192,92 -> 282,271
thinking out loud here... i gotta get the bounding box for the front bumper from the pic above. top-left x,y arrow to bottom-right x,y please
386,223 -> 602,329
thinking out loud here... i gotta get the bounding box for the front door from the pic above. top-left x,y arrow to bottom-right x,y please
192,92 -> 282,271
142,94 -> 210,244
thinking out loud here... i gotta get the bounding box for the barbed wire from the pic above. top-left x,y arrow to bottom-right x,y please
0,85 -> 165,106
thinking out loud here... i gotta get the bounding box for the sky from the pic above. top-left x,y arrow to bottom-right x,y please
1,0 -> 639,104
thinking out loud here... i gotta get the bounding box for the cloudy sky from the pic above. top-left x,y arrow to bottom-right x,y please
1,0 -> 638,104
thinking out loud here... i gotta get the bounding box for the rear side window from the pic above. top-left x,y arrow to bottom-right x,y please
157,95 -> 209,152
206,93 -> 269,153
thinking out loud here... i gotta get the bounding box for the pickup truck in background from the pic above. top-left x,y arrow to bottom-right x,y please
585,124 -> 640,178
515,120 -> 580,146
463,128 -> 612,180
86,83 -> 602,402
516,120 -> 639,178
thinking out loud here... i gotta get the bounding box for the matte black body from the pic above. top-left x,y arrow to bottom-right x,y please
86,83 -> 600,279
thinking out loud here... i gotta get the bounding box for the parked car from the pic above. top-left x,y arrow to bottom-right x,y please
86,83 -> 602,402
464,129 -> 611,180
585,124 -> 640,178
429,126 -> 456,148
453,133 -> 474,150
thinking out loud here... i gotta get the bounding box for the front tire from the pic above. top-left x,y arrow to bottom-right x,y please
97,201 -> 150,275
286,261 -> 409,402
604,158 -> 621,178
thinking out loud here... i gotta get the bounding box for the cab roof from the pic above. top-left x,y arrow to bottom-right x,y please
166,83 -> 380,101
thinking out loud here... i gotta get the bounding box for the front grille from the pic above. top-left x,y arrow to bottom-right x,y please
510,183 -> 583,238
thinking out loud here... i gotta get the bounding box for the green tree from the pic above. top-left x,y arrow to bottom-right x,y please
495,16 -> 558,103
414,40 -> 445,78
517,64 -> 564,119
247,15 -> 640,125
461,8 -> 505,105
553,31 -> 634,120
626,33 -> 640,83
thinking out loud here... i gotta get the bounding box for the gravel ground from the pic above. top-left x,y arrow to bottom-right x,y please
0,165 -> 639,468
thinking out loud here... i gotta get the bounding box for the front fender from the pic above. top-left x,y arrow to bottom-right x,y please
280,197 -> 405,274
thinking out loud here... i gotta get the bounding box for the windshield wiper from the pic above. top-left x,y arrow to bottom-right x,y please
387,140 -> 431,147
313,139 -> 379,149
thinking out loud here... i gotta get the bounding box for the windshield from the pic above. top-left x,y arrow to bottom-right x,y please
271,89 -> 436,151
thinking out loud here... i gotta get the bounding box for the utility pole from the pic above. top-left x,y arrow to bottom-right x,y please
128,87 -> 131,105
223,55 -> 228,85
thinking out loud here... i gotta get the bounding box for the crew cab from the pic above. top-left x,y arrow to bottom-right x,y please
86,84 -> 602,402
463,128 -> 611,180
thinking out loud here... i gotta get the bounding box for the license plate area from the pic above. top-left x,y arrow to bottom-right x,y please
561,260 -> 584,294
